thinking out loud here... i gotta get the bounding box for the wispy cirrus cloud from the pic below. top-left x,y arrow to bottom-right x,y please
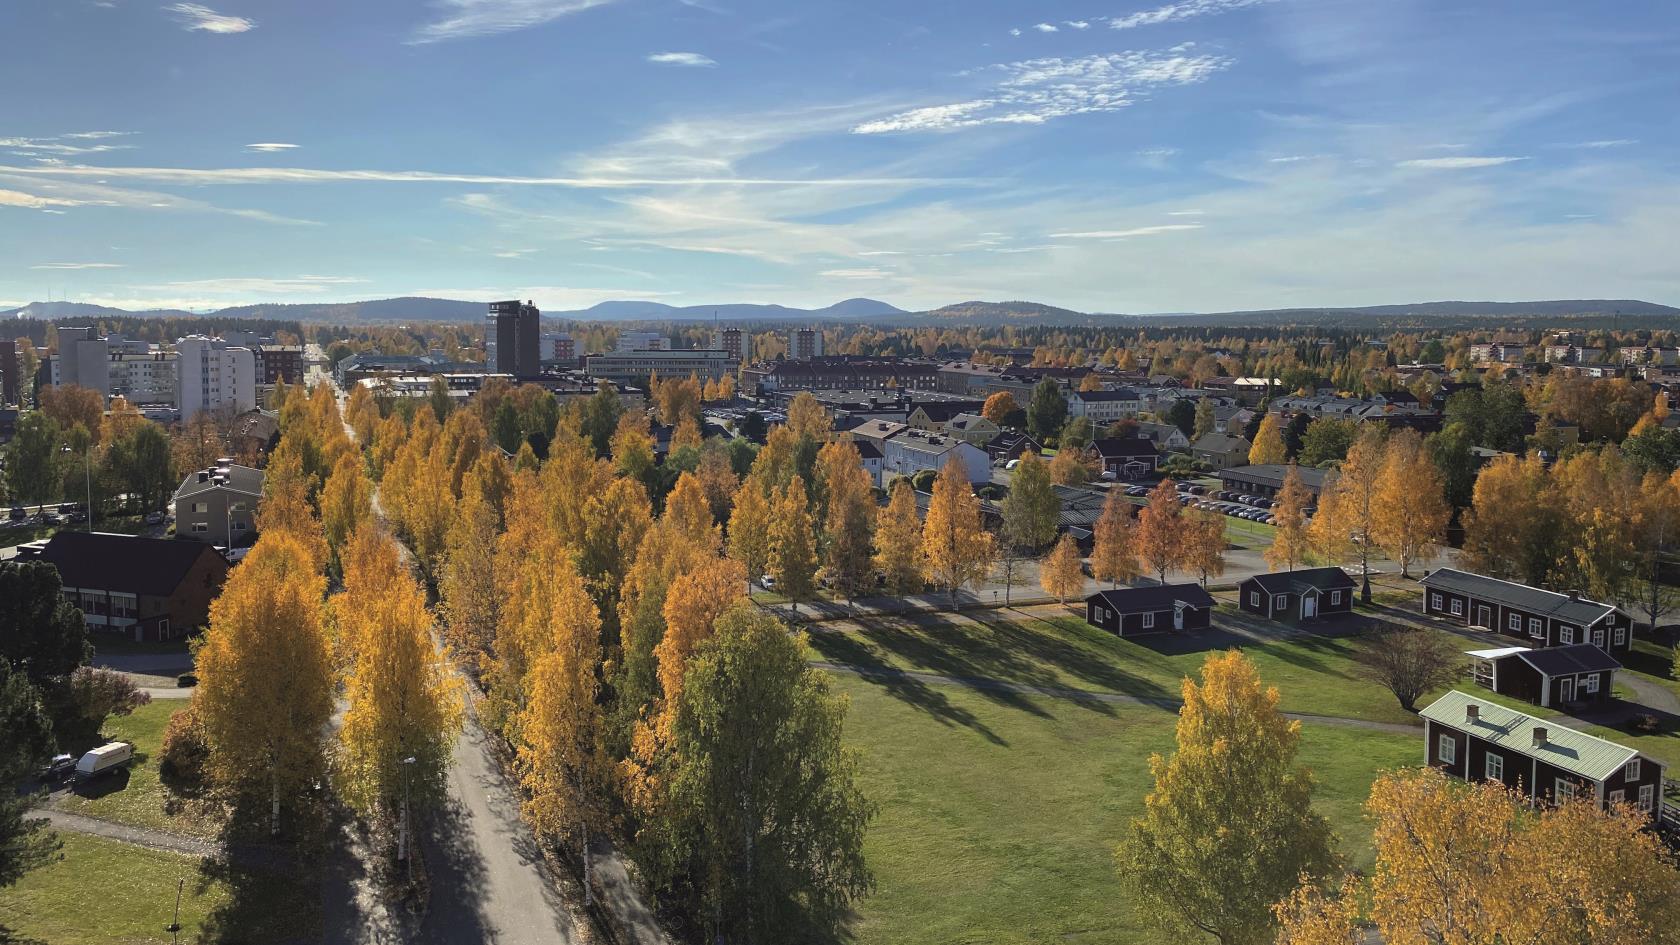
1107,0 -> 1274,30
0,162 -> 959,189
852,49 -> 1232,134
1563,138 -> 1636,149
1398,156 -> 1528,169
819,267 -> 894,279
1049,223 -> 1203,238
1,134 -> 135,156
166,4 -> 256,33
151,275 -> 366,294
1033,22 -> 1059,32
30,262 -> 126,270
0,188 -> 117,210
245,142 -> 299,152
410,0 -> 618,43
647,51 -> 717,67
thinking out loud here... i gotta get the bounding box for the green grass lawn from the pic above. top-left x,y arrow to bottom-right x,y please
0,833 -> 315,945
807,608 -> 1436,727
56,701 -> 221,840
830,673 -> 1419,945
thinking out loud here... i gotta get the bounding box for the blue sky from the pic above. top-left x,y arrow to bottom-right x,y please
2,0 -> 1677,314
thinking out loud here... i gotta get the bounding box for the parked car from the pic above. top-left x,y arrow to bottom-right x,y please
57,503 -> 79,515
8,507 -> 26,521
1099,469 -> 1117,481
144,511 -> 166,526
41,754 -> 76,783
74,742 -> 134,781
68,510 -> 88,523
760,574 -> 777,590
1005,459 -> 1021,470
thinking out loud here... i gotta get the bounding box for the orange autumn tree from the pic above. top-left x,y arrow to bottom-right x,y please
873,478 -> 926,595
516,553 -> 612,904
1091,488 -> 1140,587
1371,429 -> 1449,578
194,532 -> 335,836
1264,463 -> 1313,573
768,478 -> 819,613
921,455 -> 995,607
1276,767 -> 1680,945
1040,534 -> 1085,605
1133,479 -> 1184,583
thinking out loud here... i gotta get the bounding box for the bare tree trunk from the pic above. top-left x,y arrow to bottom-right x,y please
270,775 -> 281,838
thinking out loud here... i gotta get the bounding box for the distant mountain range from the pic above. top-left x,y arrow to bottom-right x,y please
3,296 -> 1675,327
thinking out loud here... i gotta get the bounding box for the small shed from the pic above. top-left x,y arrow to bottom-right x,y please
1238,567 -> 1358,622
1467,643 -> 1620,709
1086,584 -> 1215,637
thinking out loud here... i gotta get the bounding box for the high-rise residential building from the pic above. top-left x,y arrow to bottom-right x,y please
541,332 -> 576,362
615,330 -> 667,352
255,344 -> 304,385
487,300 -> 541,378
787,327 -> 824,360
50,327 -> 110,393
713,327 -> 745,363
1,339 -> 18,405
177,336 -> 256,418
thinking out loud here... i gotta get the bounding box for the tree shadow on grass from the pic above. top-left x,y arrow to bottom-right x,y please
808,630 -> 1008,745
0,924 -> 48,945
196,792 -> 322,944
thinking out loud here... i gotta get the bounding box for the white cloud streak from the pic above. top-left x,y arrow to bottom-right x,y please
166,3 -> 256,33
1397,156 -> 1528,169
647,51 -> 717,67
852,49 -> 1232,133
30,263 -> 125,270
1049,223 -> 1203,238
0,163 -> 961,189
1066,20 -> 1091,29
245,142 -> 300,152
1033,22 -> 1059,32
410,0 -> 618,43
0,188 -> 116,209
1107,0 -> 1274,31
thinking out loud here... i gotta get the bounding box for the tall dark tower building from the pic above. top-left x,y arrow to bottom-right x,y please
487,300 -> 541,378
1,339 -> 18,406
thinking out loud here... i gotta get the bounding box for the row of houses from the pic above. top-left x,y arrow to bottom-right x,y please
1082,569 -> 1666,824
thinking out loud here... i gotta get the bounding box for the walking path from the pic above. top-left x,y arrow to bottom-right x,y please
809,660 -> 1422,734
32,808 -> 217,858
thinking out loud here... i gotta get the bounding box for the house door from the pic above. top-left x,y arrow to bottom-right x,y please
1302,595 -> 1318,619
1173,606 -> 1185,631
1557,677 -> 1575,705
1476,605 -> 1491,628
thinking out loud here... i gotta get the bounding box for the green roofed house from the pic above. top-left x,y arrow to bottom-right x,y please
1419,690 -> 1665,823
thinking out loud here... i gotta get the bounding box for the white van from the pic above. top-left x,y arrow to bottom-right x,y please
75,742 -> 134,780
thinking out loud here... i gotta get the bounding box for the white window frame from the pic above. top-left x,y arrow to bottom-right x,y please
1528,618 -> 1544,638
1431,593 -> 1443,610
1508,613 -> 1521,631
1560,626 -> 1574,644
1329,590 -> 1341,605
1450,599 -> 1463,616
1583,674 -> 1600,695
1249,591 -> 1261,607
1614,627 -> 1627,646
1627,758 -> 1641,781
1610,789 -> 1625,805
1638,784 -> 1655,813
192,502 -> 208,514
1437,733 -> 1456,764
191,522 -> 208,533
1485,754 -> 1504,781
1593,629 -> 1605,648
1142,612 -> 1155,629
1555,778 -> 1577,802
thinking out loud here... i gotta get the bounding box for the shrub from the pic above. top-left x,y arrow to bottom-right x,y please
159,706 -> 210,795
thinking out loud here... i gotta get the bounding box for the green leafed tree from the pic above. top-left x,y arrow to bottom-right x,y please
660,605 -> 875,942
1027,378 -> 1069,443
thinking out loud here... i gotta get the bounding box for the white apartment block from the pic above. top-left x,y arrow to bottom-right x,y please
177,336 -> 256,419
615,330 -> 668,352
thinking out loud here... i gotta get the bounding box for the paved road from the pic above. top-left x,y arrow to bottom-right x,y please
417,699 -> 578,945
810,660 -> 1423,734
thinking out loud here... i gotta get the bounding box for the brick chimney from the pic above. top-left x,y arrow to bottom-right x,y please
1466,704 -> 1480,723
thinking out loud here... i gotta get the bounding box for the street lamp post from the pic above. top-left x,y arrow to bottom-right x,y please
398,755 -> 417,883
166,877 -> 184,944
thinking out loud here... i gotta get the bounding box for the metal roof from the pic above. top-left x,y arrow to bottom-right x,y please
1088,583 -> 1216,614
1518,644 -> 1621,677
1419,568 -> 1620,627
1245,567 -> 1357,596
1419,690 -> 1639,783
1465,646 -> 1531,659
